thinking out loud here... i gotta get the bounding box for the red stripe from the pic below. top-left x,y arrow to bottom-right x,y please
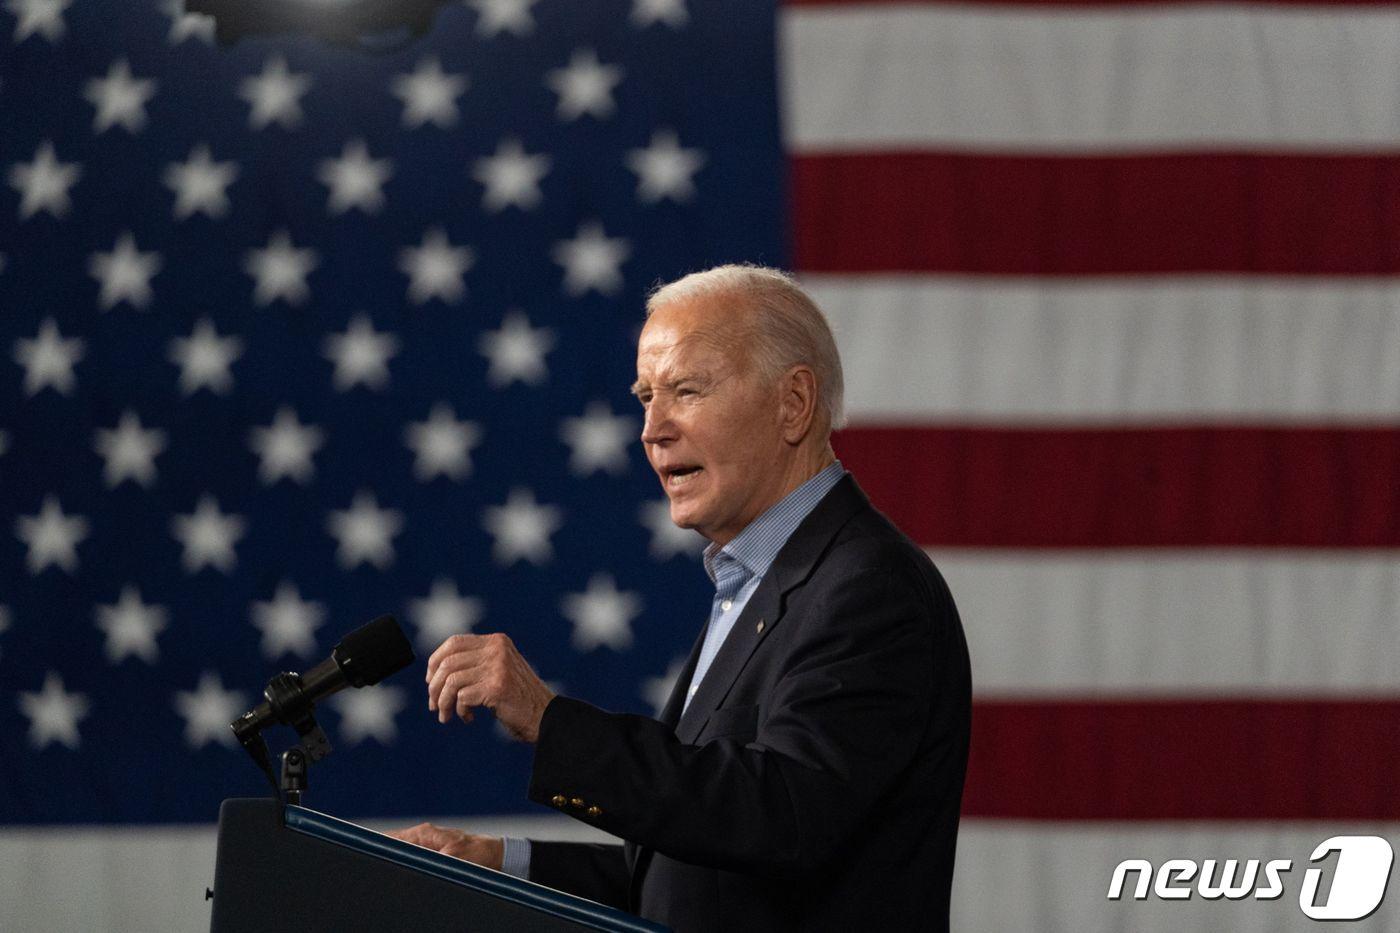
965,699 -> 1400,820
833,425 -> 1400,547
791,152 -> 1400,275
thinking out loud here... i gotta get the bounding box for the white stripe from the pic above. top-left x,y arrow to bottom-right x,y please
8,818 -> 1396,931
928,550 -> 1400,695
0,815 -> 615,931
953,820 -> 1400,931
806,276 -> 1400,423
782,6 -> 1400,152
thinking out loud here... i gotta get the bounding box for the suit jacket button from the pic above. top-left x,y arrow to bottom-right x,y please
587,806 -> 602,817
550,795 -> 567,807
571,797 -> 584,808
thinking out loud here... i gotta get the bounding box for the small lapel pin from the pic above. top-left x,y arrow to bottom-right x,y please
756,618 -> 765,634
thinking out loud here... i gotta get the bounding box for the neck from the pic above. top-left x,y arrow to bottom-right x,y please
768,442 -> 837,512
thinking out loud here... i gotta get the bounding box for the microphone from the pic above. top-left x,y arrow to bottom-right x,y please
230,614 -> 415,755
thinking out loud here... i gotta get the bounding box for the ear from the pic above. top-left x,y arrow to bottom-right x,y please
779,365 -> 819,445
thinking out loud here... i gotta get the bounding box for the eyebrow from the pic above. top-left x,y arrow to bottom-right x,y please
630,372 -> 714,397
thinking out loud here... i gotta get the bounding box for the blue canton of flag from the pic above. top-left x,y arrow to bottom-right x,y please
0,0 -> 786,825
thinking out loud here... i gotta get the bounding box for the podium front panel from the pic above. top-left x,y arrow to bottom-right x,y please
209,798 -> 665,933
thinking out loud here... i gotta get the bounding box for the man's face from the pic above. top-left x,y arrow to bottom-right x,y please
633,297 -> 788,546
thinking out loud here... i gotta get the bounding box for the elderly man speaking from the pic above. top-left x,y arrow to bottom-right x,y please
391,265 -> 971,931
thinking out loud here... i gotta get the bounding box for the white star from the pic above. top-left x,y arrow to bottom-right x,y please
168,318 -> 242,395
408,578 -> 483,651
14,318 -> 83,396
18,672 -> 88,750
398,227 -> 474,304
7,0 -> 70,42
171,494 -> 245,574
317,139 -> 392,215
8,140 -> 80,219
173,671 -> 245,749
639,499 -> 704,559
561,573 -> 642,652
561,401 -> 635,476
88,232 -> 161,311
248,407 -> 324,484
626,129 -> 706,203
15,495 -> 87,574
84,59 -> 156,134
466,0 -> 536,37
240,56 -> 311,130
641,656 -> 687,715
162,0 -> 215,44
482,488 -> 562,566
327,490 -> 404,570
392,56 -> 467,129
546,49 -> 624,121
552,221 -> 630,296
631,0 -> 687,28
251,581 -> 326,659
331,686 -> 405,745
324,313 -> 398,391
472,138 -> 550,212
245,230 -> 317,306
164,144 -> 238,220
405,403 -> 481,481
478,309 -> 554,388
94,410 -> 166,488
94,585 -> 166,664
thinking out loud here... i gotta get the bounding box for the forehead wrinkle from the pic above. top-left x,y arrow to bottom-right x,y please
639,323 -> 746,379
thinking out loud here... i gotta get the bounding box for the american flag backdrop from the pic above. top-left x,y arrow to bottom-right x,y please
2,0 -> 1398,930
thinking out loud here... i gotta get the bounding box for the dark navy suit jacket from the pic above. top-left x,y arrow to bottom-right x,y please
525,475 -> 971,932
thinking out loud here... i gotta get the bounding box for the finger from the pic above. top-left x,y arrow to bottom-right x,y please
437,665 -> 494,724
426,649 -> 478,708
425,652 -> 492,711
386,823 -> 430,844
426,634 -> 489,682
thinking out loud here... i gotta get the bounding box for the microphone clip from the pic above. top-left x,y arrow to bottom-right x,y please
262,671 -> 333,763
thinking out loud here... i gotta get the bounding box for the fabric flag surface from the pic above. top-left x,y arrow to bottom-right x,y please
2,0 -> 1398,930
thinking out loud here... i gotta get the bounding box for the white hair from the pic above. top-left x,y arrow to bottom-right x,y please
645,264 -> 847,431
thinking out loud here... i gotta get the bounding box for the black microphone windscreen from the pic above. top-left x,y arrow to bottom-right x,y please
334,614 -> 415,687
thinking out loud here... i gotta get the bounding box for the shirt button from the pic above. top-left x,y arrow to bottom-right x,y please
721,599 -> 732,611
587,806 -> 602,818
571,797 -> 584,808
550,795 -> 567,807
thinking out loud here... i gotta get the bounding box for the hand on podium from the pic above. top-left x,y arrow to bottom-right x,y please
386,823 -> 505,871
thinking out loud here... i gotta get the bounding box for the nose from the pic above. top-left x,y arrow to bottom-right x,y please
640,396 -> 676,446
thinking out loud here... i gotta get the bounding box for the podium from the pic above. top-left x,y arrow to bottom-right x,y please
208,798 -> 666,932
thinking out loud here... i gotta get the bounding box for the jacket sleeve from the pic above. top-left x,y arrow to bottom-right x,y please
527,561 -> 951,879
526,841 -> 629,910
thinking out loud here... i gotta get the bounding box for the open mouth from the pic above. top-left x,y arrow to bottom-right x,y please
663,466 -> 704,489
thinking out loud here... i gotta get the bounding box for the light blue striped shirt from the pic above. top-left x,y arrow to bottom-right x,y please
501,460 -> 846,880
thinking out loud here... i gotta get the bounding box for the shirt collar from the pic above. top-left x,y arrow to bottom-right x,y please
702,460 -> 846,585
